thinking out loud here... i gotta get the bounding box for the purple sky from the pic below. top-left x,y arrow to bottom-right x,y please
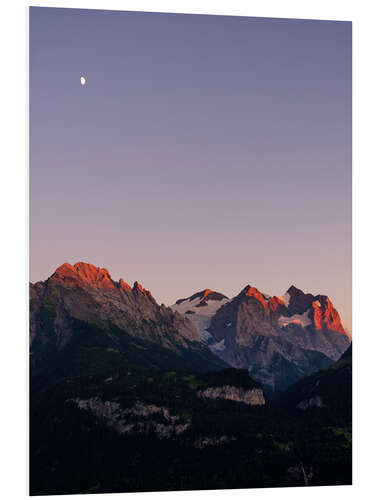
29,8 -> 352,329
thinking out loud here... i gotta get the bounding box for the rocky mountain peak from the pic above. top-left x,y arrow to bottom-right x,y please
31,262 -> 204,353
312,295 -> 346,334
133,281 -> 153,300
268,296 -> 285,312
50,261 -> 116,290
49,262 -> 148,298
175,289 -> 228,306
287,285 -> 302,295
119,278 -> 132,291
285,285 -> 314,315
240,285 -> 267,308
201,290 -> 229,302
283,287 -> 346,334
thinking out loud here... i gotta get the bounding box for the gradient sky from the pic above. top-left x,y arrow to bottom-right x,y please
30,8 -> 352,329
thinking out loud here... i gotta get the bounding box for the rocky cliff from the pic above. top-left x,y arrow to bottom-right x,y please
71,398 -> 190,438
197,385 -> 265,405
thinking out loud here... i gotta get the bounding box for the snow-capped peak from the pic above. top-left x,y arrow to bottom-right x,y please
171,290 -> 229,342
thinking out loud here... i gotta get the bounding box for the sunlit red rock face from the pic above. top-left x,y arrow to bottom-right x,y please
48,262 -> 156,306
50,262 -> 131,291
133,281 -> 153,300
312,296 -> 346,334
48,261 -> 155,304
285,286 -> 346,335
241,285 -> 267,309
202,289 -> 213,299
119,278 -> 132,292
269,296 -> 285,312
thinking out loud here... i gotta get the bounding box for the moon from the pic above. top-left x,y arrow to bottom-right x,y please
80,76 -> 86,86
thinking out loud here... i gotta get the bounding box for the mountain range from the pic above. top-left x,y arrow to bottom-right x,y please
31,262 -> 350,392
29,262 -> 352,495
172,284 -> 350,392
30,262 -> 227,375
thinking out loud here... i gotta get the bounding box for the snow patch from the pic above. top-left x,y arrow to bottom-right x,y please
282,292 -> 291,308
171,296 -> 229,342
278,310 -> 311,328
